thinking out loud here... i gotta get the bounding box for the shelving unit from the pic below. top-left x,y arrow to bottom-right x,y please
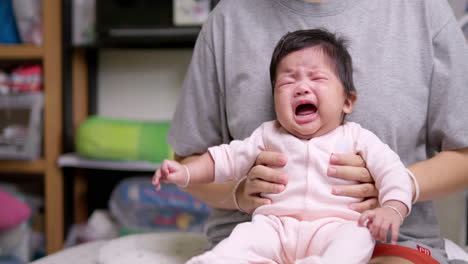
59,0 -> 205,225
0,0 -> 63,254
0,45 -> 43,59
0,159 -> 46,174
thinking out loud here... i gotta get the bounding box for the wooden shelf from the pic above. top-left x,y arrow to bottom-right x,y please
0,0 -> 63,254
91,27 -> 200,49
0,44 -> 44,59
59,153 -> 159,172
0,159 -> 46,174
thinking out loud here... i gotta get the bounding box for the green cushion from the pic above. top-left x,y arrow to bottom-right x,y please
76,116 -> 172,163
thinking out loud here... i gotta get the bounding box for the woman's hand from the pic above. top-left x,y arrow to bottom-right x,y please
328,153 -> 379,212
235,151 -> 377,214
235,151 -> 288,214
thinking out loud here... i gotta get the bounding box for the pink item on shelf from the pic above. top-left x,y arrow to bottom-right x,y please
10,64 -> 43,93
0,190 -> 31,230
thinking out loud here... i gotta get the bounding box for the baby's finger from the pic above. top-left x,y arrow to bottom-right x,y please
378,220 -> 391,243
370,216 -> 383,239
152,170 -> 161,185
391,222 -> 400,245
162,161 -> 170,175
152,172 -> 157,185
358,210 -> 373,227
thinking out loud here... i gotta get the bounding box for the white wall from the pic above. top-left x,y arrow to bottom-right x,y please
435,192 -> 467,247
97,49 -> 192,121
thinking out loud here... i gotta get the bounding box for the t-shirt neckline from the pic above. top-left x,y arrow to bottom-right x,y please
274,0 -> 352,16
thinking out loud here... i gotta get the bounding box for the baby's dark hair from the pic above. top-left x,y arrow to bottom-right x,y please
269,28 -> 356,97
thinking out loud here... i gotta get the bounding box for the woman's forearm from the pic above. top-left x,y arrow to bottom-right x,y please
408,147 -> 468,202
174,154 -> 238,209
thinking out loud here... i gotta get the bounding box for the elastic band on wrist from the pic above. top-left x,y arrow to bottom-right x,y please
383,205 -> 404,222
232,176 -> 247,213
180,164 -> 191,188
406,168 -> 420,204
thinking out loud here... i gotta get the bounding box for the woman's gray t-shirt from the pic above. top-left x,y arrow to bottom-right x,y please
167,0 -> 468,262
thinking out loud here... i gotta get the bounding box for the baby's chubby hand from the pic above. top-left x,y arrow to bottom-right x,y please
152,159 -> 187,190
358,202 -> 406,245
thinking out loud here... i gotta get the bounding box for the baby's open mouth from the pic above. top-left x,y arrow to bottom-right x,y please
295,103 -> 317,116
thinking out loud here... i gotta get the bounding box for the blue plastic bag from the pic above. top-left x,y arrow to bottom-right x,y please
109,177 -> 212,233
0,0 -> 21,44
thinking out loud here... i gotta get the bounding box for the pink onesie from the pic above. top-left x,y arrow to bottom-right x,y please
188,121 -> 412,264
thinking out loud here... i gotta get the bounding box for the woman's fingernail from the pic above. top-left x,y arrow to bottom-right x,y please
349,204 -> 356,210
278,154 -> 287,165
280,173 -> 288,184
332,187 -> 341,195
276,185 -> 285,193
330,153 -> 338,163
328,167 -> 337,176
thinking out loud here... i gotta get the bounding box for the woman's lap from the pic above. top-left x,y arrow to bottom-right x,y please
370,244 -> 442,264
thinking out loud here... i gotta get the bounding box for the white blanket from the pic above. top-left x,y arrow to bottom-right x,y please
31,232 -> 208,264
32,233 -> 467,264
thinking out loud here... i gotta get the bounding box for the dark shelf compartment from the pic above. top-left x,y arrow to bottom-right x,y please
90,0 -> 211,49
77,27 -> 200,49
